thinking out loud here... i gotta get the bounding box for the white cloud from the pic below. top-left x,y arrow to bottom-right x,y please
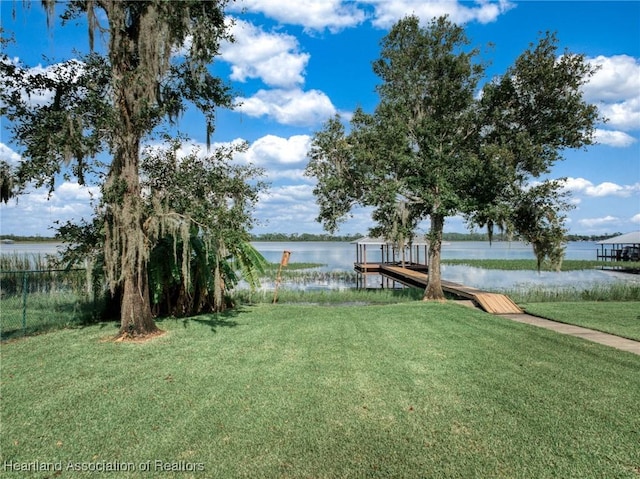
0,143 -> 22,166
584,55 -> 640,103
586,182 -> 630,197
562,177 -> 640,198
578,215 -> 620,228
562,177 -> 593,193
260,184 -> 314,203
631,213 -> 640,224
56,181 -> 100,202
594,129 -> 637,148
0,181 -> 99,236
583,55 -> 640,132
265,168 -> 308,182
221,20 -> 309,88
254,184 -> 319,230
229,0 -> 366,32
144,135 -> 312,184
596,98 -> 640,132
242,134 -> 311,166
235,88 -> 336,126
229,1 -> 513,33
366,0 -> 515,28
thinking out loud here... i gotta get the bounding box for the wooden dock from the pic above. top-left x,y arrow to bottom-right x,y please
354,262 -> 428,273
377,265 -> 522,315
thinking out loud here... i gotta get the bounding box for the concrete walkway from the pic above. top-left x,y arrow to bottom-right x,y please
500,312 -> 640,356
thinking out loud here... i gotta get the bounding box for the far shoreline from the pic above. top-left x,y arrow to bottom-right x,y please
0,232 -> 626,244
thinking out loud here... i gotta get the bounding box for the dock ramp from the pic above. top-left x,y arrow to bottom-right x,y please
379,265 -> 522,315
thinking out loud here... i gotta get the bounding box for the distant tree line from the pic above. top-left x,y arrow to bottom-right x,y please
565,233 -> 625,242
250,233 -> 365,242
2,232 -> 625,244
0,234 -> 60,242
250,232 -> 625,242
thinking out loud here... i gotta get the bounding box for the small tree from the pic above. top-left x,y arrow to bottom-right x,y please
306,15 -> 599,299
1,1 -> 236,337
141,140 -> 268,316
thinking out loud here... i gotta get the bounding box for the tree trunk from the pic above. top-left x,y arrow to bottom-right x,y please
121,267 -> 157,335
423,212 -> 446,300
106,3 -> 159,338
107,150 -> 158,337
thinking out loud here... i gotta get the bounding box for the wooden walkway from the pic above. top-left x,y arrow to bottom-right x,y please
354,262 -> 428,273
378,265 -> 522,315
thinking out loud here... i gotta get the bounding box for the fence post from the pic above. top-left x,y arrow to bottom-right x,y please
22,271 -> 28,336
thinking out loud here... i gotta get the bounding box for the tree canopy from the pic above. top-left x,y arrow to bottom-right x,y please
0,1 -> 250,337
306,15 -> 600,299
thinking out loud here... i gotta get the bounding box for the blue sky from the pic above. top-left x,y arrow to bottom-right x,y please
1,0 -> 639,237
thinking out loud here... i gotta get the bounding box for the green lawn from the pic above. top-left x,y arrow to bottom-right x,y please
2,302 -> 639,478
523,301 -> 640,341
0,292 -> 97,341
443,258 -> 640,271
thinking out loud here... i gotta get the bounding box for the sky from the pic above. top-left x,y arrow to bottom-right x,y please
1,0 -> 639,238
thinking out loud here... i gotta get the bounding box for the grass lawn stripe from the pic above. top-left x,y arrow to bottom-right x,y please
523,302 -> 640,341
1,302 -> 639,478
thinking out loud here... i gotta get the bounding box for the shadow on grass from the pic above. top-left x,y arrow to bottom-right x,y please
0,319 -> 94,342
168,307 -> 248,333
0,297 -> 105,342
1,304 -> 247,341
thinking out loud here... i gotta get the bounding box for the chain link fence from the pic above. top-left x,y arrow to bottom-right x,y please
0,268 -> 99,340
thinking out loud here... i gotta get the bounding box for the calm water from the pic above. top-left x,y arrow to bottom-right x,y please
252,241 -> 637,291
0,242 -> 65,256
3,240 -> 636,291
253,240 -> 601,270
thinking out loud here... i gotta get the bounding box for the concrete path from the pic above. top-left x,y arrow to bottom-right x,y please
499,312 -> 640,356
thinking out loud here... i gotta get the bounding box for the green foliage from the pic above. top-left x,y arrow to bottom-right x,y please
0,253 -> 53,272
305,116 -> 362,233
307,17 -> 484,300
505,283 -> 640,304
0,54 -> 111,194
509,180 -> 572,271
306,15 -> 600,300
1,1 -> 244,334
140,139 -> 268,315
250,232 -> 365,242
234,287 -> 423,305
469,33 -> 600,269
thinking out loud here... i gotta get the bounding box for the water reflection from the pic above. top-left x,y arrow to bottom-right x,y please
252,241 -> 354,271
253,267 -> 638,293
441,264 -> 639,292
250,241 -> 638,292
4,240 -> 637,292
441,241 -> 600,261
252,240 -> 605,271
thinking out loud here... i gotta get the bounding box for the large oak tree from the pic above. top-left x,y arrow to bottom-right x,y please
306,15 -> 599,299
1,1 -> 235,337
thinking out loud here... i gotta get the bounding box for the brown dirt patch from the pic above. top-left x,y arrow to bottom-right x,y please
102,328 -> 167,344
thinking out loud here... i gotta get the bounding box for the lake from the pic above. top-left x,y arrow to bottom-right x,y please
2,240 -> 637,291
250,241 -> 637,292
253,240 -> 601,270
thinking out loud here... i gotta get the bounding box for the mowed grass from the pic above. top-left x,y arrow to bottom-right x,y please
443,258 -> 640,271
523,301 -> 640,341
2,302 -> 640,478
0,292 -> 96,341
